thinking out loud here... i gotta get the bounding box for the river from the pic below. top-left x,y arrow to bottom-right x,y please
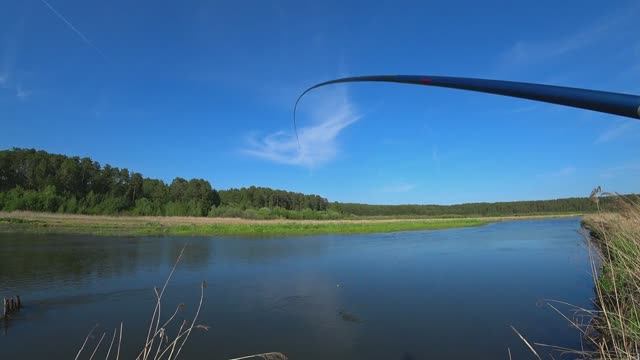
0,217 -> 593,359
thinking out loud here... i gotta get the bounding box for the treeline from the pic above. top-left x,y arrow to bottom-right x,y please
213,187 -> 338,220
219,187 -> 328,211
0,148 -> 222,216
330,197 -> 620,217
0,148 -> 331,218
0,148 -> 626,220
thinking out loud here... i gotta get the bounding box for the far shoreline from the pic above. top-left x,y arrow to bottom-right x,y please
0,211 -> 582,237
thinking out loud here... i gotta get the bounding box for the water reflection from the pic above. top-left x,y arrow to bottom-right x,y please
0,234 -> 332,295
1,218 -> 593,359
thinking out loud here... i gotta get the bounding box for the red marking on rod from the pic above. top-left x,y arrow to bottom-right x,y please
420,78 -> 432,84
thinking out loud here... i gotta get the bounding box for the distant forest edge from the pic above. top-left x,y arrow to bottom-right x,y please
0,148 -> 623,220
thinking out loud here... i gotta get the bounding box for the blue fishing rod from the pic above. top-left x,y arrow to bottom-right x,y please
294,75 -> 640,140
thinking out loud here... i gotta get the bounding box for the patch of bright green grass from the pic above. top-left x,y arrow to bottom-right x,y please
0,218 -> 490,237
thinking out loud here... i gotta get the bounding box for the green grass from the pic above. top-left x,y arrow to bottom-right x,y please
578,196 -> 640,358
0,216 -> 491,237
140,218 -> 490,236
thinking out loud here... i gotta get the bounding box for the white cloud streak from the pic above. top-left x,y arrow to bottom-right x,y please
39,0 -> 106,59
538,166 -> 576,179
0,28 -> 16,90
0,25 -> 29,100
601,163 -> 640,179
595,121 -> 636,144
0,73 -> 7,88
243,87 -> 360,167
431,145 -> 441,172
500,4 -> 638,69
380,182 -> 416,193
15,84 -> 31,100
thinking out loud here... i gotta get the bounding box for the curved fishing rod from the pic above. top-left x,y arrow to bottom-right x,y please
293,75 -> 640,144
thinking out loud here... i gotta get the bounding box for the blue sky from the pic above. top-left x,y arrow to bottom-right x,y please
1,0 -> 639,204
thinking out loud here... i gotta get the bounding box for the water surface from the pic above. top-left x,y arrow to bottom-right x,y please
0,218 -> 593,359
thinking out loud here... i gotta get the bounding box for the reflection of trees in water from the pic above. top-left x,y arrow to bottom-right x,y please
0,234 -> 171,290
167,238 -> 211,269
209,236 -> 330,263
0,234 -> 332,292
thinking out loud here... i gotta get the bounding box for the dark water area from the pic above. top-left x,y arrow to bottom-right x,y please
0,218 -> 593,359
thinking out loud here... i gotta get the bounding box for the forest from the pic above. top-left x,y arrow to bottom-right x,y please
0,148 -> 328,218
0,148 -> 619,219
330,198 -> 606,217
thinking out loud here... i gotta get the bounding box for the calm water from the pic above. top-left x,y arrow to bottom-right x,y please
0,218 -> 593,359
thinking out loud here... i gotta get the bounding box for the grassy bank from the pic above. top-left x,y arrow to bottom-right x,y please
0,211 -> 579,237
581,196 -> 640,358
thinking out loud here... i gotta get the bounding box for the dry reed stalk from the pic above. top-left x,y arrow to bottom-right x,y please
510,326 -> 542,360
589,196 -> 640,358
75,324 -> 98,360
89,332 -> 106,360
519,192 -> 640,359
75,244 -> 212,360
73,243 -> 286,360
105,328 -> 117,360
227,353 -> 287,360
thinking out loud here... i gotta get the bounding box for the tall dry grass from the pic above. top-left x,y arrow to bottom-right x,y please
579,191 -> 640,359
511,191 -> 640,359
74,245 -> 287,360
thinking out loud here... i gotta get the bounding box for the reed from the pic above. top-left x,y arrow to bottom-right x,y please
579,192 -> 640,358
514,191 -> 640,359
73,245 -> 287,360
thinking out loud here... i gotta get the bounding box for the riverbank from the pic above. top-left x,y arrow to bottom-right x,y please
0,211 -> 580,236
582,201 -> 640,358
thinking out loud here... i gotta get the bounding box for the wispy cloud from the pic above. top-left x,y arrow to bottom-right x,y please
499,3 -> 638,69
595,121 -> 636,144
15,84 -> 31,100
0,24 -> 30,100
601,162 -> 640,179
508,104 -> 539,114
380,182 -> 416,193
538,166 -> 576,179
0,73 -> 8,88
243,87 -> 360,167
39,0 -> 106,59
634,42 -> 640,73
0,26 -> 17,90
431,144 -> 441,172
0,63 -> 30,101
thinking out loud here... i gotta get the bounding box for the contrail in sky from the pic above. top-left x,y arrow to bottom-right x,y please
39,0 -> 106,59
